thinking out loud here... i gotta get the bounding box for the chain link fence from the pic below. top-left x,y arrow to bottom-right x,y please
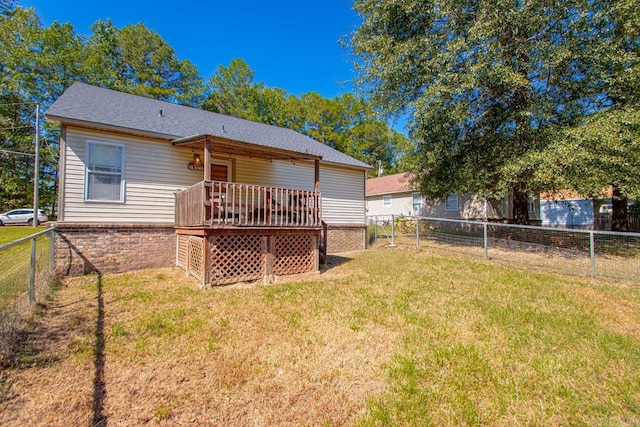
0,227 -> 57,363
368,215 -> 639,283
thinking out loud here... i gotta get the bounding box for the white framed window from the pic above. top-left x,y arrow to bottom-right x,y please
85,141 -> 125,202
412,192 -> 423,213
527,199 -> 537,214
445,194 -> 459,211
383,195 -> 391,208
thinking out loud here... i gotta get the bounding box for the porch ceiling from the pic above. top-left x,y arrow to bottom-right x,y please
172,134 -> 323,162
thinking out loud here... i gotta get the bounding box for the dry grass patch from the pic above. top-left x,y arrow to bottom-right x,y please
1,248 -> 639,426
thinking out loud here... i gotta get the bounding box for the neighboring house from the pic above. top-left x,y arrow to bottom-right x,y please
366,172 -> 512,221
538,188 -> 628,229
540,198 -> 594,228
366,173 -> 421,218
46,82 -> 371,285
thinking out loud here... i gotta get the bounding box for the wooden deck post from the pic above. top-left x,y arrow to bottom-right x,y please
314,159 -> 320,193
264,235 -> 273,284
203,235 -> 211,286
312,234 -> 319,273
203,138 -> 211,181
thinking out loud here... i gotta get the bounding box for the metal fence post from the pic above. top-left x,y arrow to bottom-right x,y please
49,229 -> 55,271
483,223 -> 488,259
590,231 -> 596,278
390,215 -> 396,247
416,216 -> 420,250
374,215 -> 378,246
29,238 -> 36,305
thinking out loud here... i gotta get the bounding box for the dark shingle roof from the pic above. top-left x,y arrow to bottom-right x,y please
45,82 -> 371,169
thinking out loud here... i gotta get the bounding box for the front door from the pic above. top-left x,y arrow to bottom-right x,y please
211,164 -> 228,182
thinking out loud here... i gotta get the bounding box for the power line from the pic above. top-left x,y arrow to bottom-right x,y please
0,124 -> 33,132
0,149 -> 35,157
0,101 -> 39,107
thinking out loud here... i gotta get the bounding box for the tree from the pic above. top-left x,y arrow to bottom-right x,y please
202,59 -> 410,172
0,0 -> 14,15
0,6 -> 84,213
351,0 -> 606,224
85,20 -> 203,106
520,0 -> 640,230
202,58 -> 261,117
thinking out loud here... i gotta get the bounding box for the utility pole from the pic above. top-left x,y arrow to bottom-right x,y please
33,103 -> 40,227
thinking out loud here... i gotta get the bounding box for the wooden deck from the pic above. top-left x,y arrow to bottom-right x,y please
175,181 -> 321,229
174,181 -> 325,286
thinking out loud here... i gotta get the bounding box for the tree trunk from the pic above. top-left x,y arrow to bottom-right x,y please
512,185 -> 529,225
611,186 -> 629,232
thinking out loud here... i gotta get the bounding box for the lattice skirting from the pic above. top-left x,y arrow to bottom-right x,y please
176,234 -> 188,269
188,236 -> 205,283
273,234 -> 315,276
175,229 -> 319,286
176,234 -> 206,283
210,234 -> 266,285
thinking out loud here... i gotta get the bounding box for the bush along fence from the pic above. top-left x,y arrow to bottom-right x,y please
0,227 -> 57,364
368,215 -> 639,284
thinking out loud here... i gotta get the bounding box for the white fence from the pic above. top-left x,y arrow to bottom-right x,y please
368,215 -> 640,283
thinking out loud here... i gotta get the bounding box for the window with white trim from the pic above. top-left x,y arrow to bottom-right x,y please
383,195 -> 391,208
85,141 -> 125,202
445,194 -> 459,211
412,192 -> 423,213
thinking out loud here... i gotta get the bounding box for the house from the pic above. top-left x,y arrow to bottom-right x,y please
46,83 -> 370,285
366,172 -> 514,221
538,188 -> 640,230
539,194 -> 594,228
366,173 -> 421,218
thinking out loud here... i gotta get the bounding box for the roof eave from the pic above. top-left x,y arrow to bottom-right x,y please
45,115 -> 179,141
172,134 -> 323,162
366,189 -> 416,196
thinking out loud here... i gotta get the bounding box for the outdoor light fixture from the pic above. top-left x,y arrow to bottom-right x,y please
193,152 -> 201,166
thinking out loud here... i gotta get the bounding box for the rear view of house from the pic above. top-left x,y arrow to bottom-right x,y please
46,83 -> 370,285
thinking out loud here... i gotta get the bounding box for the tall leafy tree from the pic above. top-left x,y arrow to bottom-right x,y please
521,0 -> 640,230
203,59 -> 410,172
1,12 -> 205,212
85,20 -> 203,106
202,58 -> 261,117
351,0 -> 606,224
0,6 -> 84,213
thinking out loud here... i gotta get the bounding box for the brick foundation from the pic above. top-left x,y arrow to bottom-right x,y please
326,224 -> 366,254
54,223 -> 176,276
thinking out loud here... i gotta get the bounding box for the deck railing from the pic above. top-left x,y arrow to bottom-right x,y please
175,181 -> 322,228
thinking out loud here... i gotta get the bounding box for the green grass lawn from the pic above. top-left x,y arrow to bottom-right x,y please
1,248 -> 639,426
0,226 -> 51,308
0,226 -> 47,246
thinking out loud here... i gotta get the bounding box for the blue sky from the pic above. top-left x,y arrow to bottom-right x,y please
19,0 -> 362,99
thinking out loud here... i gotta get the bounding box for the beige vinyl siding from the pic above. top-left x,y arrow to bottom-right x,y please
62,127 -> 201,223
235,157 -> 316,189
235,158 -> 366,225
423,193 -> 490,220
366,192 -> 415,218
62,128 -> 367,225
319,165 -> 366,225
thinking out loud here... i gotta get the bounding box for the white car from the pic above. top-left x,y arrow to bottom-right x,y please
0,209 -> 48,225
